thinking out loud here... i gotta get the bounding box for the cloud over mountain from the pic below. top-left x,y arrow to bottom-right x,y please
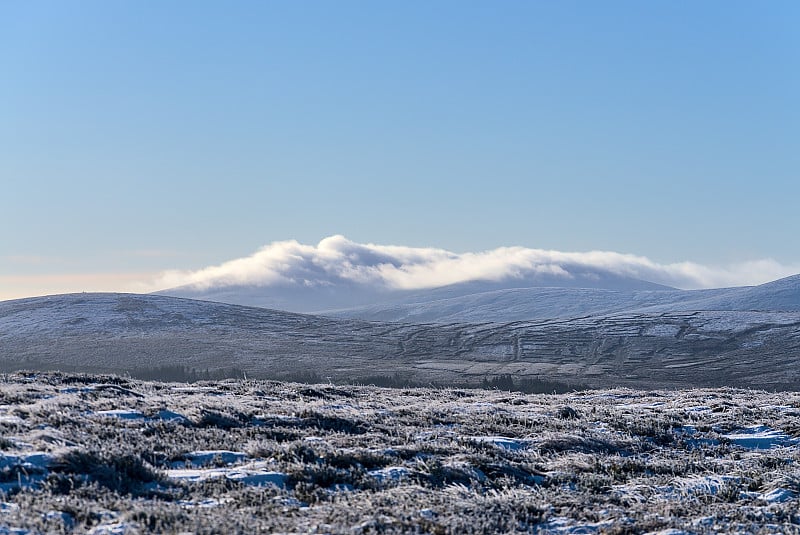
155,235 -> 800,293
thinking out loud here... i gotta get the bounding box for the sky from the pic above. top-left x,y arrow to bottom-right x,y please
1,1 -> 798,300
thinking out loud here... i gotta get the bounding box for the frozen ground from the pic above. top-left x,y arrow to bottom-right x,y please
1,373 -> 800,533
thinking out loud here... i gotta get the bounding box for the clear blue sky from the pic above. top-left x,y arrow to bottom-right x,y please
1,1 -> 798,298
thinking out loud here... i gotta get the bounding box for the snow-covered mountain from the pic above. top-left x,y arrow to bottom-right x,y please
3,293 -> 800,390
161,267 -> 674,316
328,274 -> 800,323
160,242 -> 800,323
167,274 -> 800,325
657,273 -> 800,313
325,287 -> 714,323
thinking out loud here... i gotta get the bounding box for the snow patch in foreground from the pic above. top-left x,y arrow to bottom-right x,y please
87,522 -> 137,534
722,426 -> 797,449
172,450 -> 249,468
470,436 -> 528,451
533,516 -> 621,533
177,499 -> 227,508
759,488 -> 796,503
90,409 -> 188,423
367,466 -> 409,482
166,462 -> 287,487
0,415 -> 24,425
93,410 -> 145,420
0,528 -> 31,535
0,452 -> 52,492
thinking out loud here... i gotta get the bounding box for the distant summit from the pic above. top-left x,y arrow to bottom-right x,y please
329,274 -> 800,323
161,264 -> 673,315
155,236 -> 800,322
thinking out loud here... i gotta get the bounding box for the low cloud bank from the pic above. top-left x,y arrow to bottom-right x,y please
154,236 -> 800,293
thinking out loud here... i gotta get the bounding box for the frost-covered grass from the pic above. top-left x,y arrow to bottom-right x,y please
0,372 -> 799,533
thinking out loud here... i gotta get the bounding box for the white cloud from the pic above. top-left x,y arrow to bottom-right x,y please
153,235 -> 800,292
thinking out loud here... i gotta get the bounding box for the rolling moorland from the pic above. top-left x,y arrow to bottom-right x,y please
1,274 -> 800,532
1,292 -> 800,390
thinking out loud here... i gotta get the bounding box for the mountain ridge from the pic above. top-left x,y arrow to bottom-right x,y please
328,274 -> 800,323
159,265 -> 676,315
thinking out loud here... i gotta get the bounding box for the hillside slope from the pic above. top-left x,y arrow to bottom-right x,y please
161,269 -> 674,315
329,274 -> 800,323
2,293 -> 800,389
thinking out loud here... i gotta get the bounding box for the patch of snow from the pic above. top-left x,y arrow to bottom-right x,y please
45,511 -> 75,530
321,403 -> 356,411
255,413 -> 301,424
227,470 -> 289,486
166,462 -> 287,487
470,436 -> 528,451
0,527 -> 31,535
0,451 -> 52,492
683,406 -> 712,414
673,426 -> 719,448
278,496 -> 306,508
643,324 -> 680,337
177,498 -> 224,508
763,405 -> 794,412
760,488 -> 796,503
418,508 -> 436,519
0,503 -> 19,513
722,426 -> 797,449
0,415 -> 24,425
172,450 -> 249,468
691,516 -> 716,528
591,422 -> 611,434
87,522 -> 136,534
368,466 -> 409,482
533,516 -> 619,533
93,409 -> 145,420
59,386 -> 95,394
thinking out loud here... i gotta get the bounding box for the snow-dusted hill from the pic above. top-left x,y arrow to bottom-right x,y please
329,274 -> 800,323
655,273 -> 800,313
160,268 -> 674,315
325,287 -> 722,323
2,293 -> 800,390
162,258 -> 800,323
